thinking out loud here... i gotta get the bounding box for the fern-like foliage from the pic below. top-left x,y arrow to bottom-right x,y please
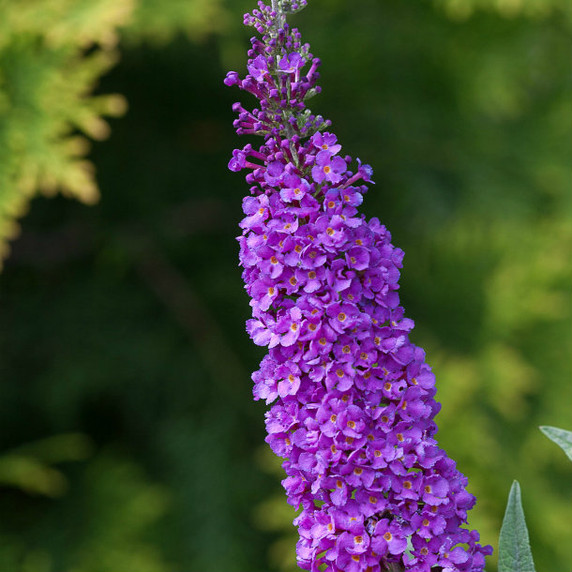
0,0 -> 228,270
0,0 -> 133,268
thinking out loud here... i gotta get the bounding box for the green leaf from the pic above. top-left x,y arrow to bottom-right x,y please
540,425 -> 572,462
0,454 -> 67,497
498,481 -> 537,572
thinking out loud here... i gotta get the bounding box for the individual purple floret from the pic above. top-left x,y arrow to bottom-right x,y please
227,2 -> 493,571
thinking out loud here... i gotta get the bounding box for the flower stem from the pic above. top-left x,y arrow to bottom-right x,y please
271,0 -> 286,32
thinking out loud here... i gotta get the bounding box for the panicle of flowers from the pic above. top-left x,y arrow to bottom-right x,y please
226,2 -> 493,571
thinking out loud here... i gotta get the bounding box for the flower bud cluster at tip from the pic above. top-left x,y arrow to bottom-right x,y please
224,0 -> 327,141
226,2 -> 493,571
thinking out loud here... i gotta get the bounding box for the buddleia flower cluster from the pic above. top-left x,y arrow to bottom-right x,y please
225,2 -> 493,571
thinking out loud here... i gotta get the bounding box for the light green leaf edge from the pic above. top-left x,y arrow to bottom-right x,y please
498,480 -> 537,572
539,425 -> 572,462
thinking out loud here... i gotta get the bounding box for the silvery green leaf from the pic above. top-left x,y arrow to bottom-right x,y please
540,425 -> 572,462
498,481 -> 536,572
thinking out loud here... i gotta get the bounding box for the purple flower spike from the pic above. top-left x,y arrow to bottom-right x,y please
227,2 -> 492,571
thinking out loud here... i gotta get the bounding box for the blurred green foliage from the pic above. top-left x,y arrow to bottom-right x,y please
0,0 -> 570,571
0,0 -> 132,266
0,0 -> 228,267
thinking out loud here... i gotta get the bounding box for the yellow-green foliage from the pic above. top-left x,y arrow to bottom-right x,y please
0,433 -> 92,497
0,0 -> 227,270
0,0 -> 132,267
426,215 -> 572,569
